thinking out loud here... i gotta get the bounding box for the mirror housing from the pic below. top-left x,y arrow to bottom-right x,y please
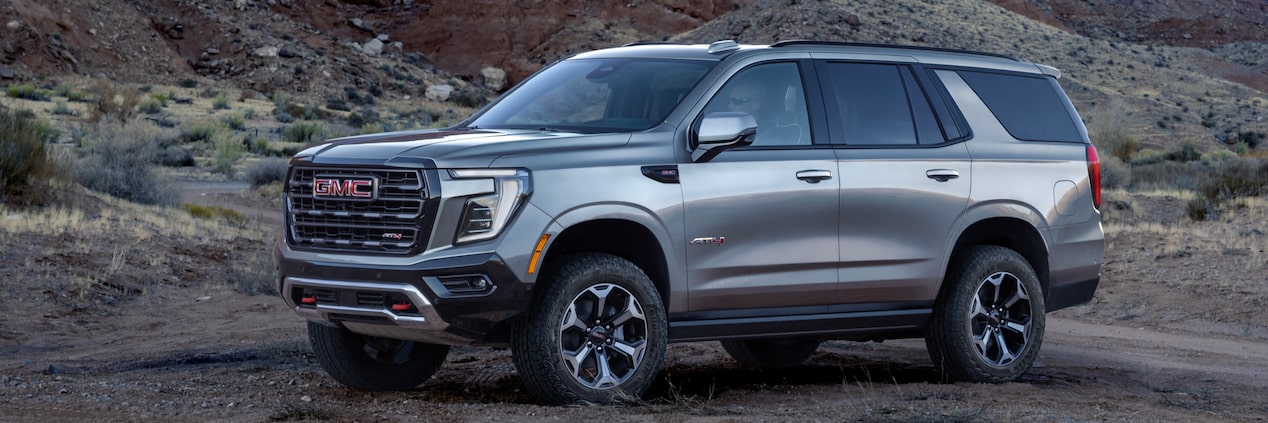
692,112 -> 756,162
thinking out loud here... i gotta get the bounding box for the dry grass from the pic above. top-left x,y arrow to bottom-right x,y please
0,188 -> 275,305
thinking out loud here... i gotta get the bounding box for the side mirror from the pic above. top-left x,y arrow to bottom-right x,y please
692,112 -> 756,162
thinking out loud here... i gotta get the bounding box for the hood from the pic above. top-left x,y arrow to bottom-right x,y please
294,128 -> 631,168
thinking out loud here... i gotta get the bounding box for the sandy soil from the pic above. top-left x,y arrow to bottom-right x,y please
1,188 -> 1266,422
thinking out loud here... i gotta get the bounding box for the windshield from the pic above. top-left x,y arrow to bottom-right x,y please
468,58 -> 715,133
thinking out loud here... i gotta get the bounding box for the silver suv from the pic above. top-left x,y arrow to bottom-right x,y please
275,40 -> 1105,404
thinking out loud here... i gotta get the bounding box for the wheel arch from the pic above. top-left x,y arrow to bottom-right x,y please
947,216 -> 1050,298
538,216 -> 673,308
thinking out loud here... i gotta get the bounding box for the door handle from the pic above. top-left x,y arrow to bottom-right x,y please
796,170 -> 832,183
926,169 -> 960,182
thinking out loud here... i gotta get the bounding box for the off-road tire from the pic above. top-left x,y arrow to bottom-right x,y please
925,245 -> 1045,383
511,253 -> 667,405
720,337 -> 822,369
308,321 -> 450,391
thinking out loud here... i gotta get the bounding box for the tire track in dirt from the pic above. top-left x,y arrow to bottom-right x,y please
1041,317 -> 1268,388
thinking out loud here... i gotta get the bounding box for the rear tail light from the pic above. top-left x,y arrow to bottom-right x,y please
1086,145 -> 1102,209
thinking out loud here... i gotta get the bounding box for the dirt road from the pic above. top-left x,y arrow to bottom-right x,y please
2,293 -> 1265,422
2,189 -> 1265,421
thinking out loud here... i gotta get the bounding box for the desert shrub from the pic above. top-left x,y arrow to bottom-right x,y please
326,97 -> 350,112
156,144 -> 195,167
347,107 -> 380,128
6,84 -> 51,101
139,97 -> 163,114
244,135 -> 270,154
451,86 -> 485,108
1196,158 -> 1268,200
243,108 -> 257,120
52,100 -> 75,116
179,119 -> 228,143
1099,156 -> 1130,190
223,254 -> 279,296
220,113 -> 245,130
87,80 -> 140,123
281,102 -> 330,121
212,137 -> 244,175
212,93 -> 231,110
182,203 -> 246,224
1186,158 -> 1268,221
245,158 -> 288,187
149,91 -> 171,106
275,111 -> 295,123
271,91 -> 290,110
360,122 -> 385,135
54,83 -> 83,99
1128,148 -> 1166,166
1236,130 -> 1265,149
75,121 -> 178,206
0,110 -> 68,205
1130,161 -> 1200,191
1088,105 -> 1139,162
1201,149 -> 1238,163
282,121 -> 327,144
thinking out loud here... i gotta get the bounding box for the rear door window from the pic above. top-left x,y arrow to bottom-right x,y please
820,62 -> 947,146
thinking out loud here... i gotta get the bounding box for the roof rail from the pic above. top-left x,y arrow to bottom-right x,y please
770,40 -> 1019,62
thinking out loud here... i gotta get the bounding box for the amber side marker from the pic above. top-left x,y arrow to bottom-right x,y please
527,234 -> 551,274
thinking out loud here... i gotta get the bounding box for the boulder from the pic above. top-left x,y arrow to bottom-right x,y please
252,46 -> 280,57
361,38 -> 384,56
425,84 -> 453,101
480,66 -> 507,91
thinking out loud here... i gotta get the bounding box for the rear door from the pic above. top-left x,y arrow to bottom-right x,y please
816,60 -> 973,305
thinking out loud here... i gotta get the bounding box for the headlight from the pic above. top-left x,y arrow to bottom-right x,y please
449,169 -> 531,244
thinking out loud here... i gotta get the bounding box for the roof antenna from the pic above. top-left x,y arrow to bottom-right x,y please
707,40 -> 740,54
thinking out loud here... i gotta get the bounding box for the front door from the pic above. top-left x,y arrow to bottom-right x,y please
678,61 -> 840,312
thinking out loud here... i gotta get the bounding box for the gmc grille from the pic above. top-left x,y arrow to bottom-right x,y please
286,166 -> 433,254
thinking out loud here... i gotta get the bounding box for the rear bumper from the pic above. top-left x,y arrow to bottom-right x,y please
1046,276 -> 1099,311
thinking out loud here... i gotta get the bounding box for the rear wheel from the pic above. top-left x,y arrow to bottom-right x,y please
925,245 -> 1045,383
721,337 -> 822,369
308,321 -> 450,391
511,253 -> 667,404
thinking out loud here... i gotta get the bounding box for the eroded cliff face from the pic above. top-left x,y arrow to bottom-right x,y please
274,0 -> 739,84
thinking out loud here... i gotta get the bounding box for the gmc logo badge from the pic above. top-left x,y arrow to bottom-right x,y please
313,177 -> 376,199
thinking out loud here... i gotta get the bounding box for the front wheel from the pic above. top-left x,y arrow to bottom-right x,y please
308,321 -> 450,391
511,253 -> 667,404
925,245 -> 1045,383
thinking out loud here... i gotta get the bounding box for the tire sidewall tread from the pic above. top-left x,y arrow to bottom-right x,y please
511,253 -> 667,405
308,321 -> 451,391
926,245 -> 1046,383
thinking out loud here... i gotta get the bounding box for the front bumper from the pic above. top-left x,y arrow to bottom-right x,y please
275,242 -> 533,346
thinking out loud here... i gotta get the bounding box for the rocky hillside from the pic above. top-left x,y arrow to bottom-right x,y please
1,0 -> 1265,150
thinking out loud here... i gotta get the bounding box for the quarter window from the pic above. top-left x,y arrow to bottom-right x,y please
958,70 -> 1083,143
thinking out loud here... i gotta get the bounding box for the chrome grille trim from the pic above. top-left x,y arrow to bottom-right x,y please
286,166 -> 430,254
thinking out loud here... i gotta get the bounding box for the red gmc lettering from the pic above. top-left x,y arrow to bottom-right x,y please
314,178 -> 373,198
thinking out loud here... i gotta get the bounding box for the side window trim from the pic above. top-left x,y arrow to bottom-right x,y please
911,64 -> 972,143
